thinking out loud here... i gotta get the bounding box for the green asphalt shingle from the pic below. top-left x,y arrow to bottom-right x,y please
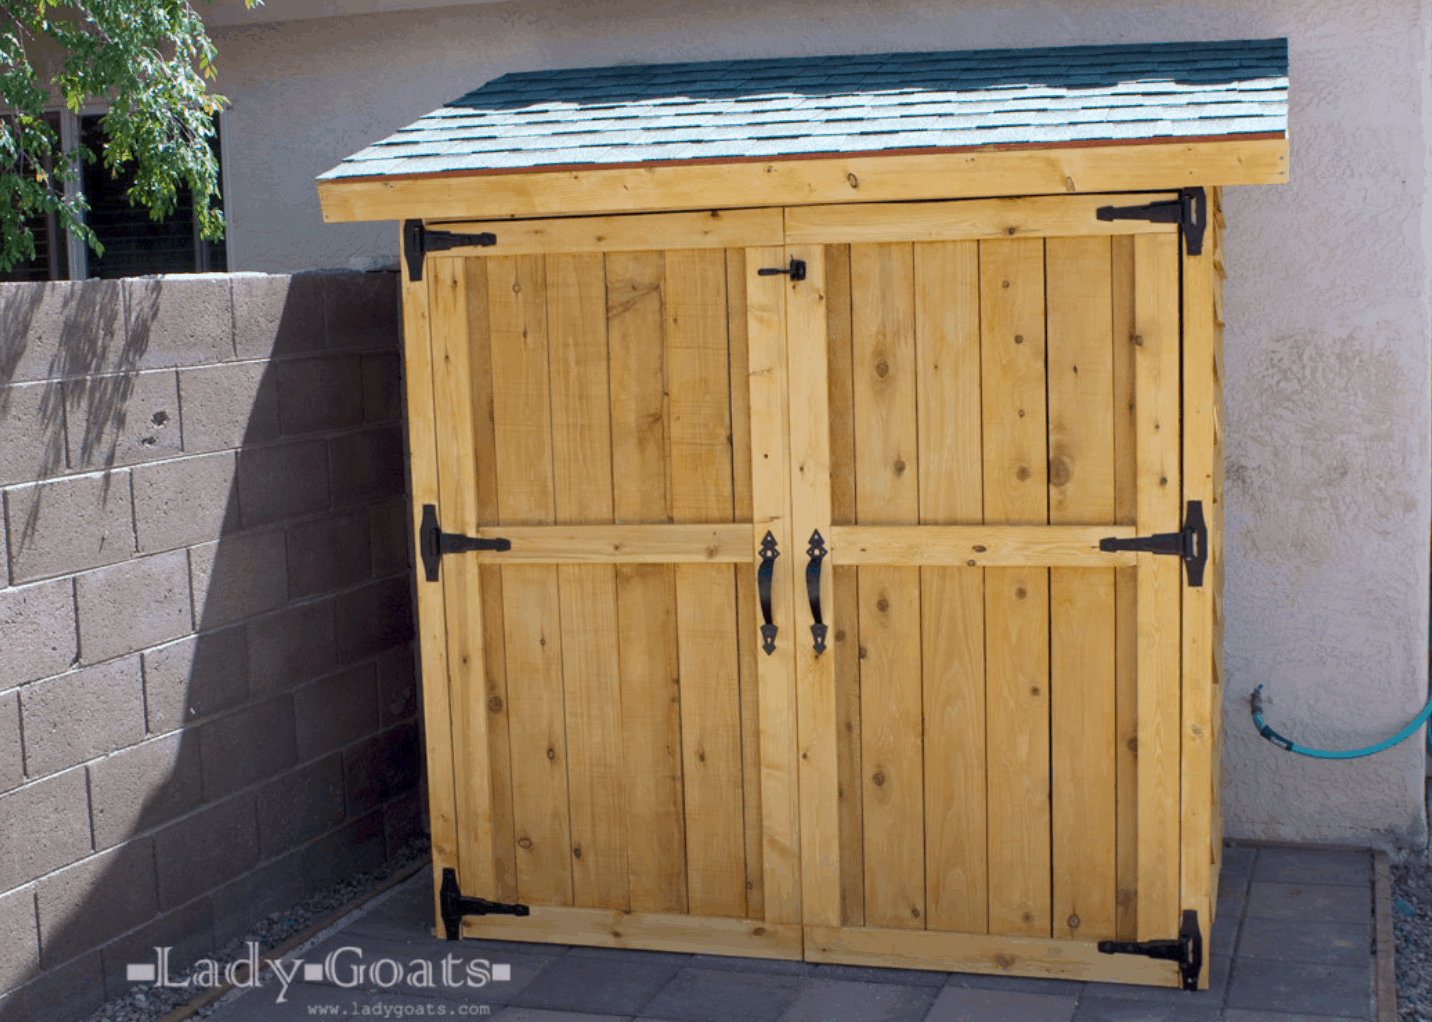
319,38 -> 1288,181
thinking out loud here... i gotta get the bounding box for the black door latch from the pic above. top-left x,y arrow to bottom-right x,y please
1099,501 -> 1207,587
757,258 -> 806,281
439,868 -> 529,940
419,504 -> 511,582
1097,909 -> 1203,991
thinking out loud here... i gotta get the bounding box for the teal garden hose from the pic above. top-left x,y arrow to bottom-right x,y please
1250,684 -> 1432,759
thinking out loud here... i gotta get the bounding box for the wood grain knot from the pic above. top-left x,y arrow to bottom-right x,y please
1068,914 -> 1080,929
994,954 -> 1015,970
488,696 -> 504,713
1049,456 -> 1072,488
972,545 -> 987,553
875,359 -> 890,379
876,597 -> 889,613
1015,465 -> 1031,481
546,747 -> 556,760
518,837 -> 533,850
871,771 -> 886,787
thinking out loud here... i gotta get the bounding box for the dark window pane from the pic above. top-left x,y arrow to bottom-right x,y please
80,114 -> 225,278
0,114 -> 68,282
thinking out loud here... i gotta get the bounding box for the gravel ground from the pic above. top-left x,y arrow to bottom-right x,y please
78,836 -> 431,1022
1394,848 -> 1432,1022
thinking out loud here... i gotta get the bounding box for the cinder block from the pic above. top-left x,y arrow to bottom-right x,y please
0,279 -> 123,383
362,352 -> 402,423
199,694 -> 297,801
0,886 -> 38,993
232,273 -> 326,360
0,578 -> 76,689
20,656 -> 145,777
301,809 -> 387,891
98,895 -> 213,1001
377,645 -> 417,726
344,721 -> 420,819
0,579 -> 76,687
237,439 -> 330,528
294,664 -> 379,761
142,626 -> 248,733
210,849 -> 304,948
247,600 -> 337,696
152,793 -> 258,910
75,549 -> 192,665
5,471 -> 135,583
328,427 -> 404,509
0,770 -> 92,891
383,795 -> 422,858
335,576 -> 414,664
287,511 -> 371,600
6,948 -> 104,1022
35,839 -> 158,967
131,452 -> 240,553
124,276 -> 233,369
276,354 -> 364,436
324,272 -> 400,351
188,528 -> 287,628
64,370 -> 181,471
0,382 -> 67,487
88,731 -> 203,849
0,692 -> 22,793
255,753 -> 346,859
370,498 -> 410,579
177,362 -> 280,453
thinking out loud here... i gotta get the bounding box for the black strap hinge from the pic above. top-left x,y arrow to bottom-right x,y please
439,868 -> 529,940
1099,500 -> 1207,587
419,504 -> 511,582
403,219 -> 497,282
757,258 -> 807,281
1096,187 -> 1206,255
1097,909 -> 1203,991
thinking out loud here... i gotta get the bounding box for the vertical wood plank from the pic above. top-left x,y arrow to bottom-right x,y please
488,254 -> 573,907
914,240 -> 988,935
400,239 -> 461,927
1046,236 -> 1118,942
824,244 -> 865,928
1181,216 -> 1217,977
466,258 -> 519,904
547,252 -> 629,911
1133,232 -> 1183,942
786,243 -> 837,929
747,243 -> 802,927
728,249 -> 766,920
666,248 -> 747,918
979,237 -> 1051,938
1111,235 -> 1139,940
606,251 -> 687,914
429,258 -> 498,908
850,242 -> 925,930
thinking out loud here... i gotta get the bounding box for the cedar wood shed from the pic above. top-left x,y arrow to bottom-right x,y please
316,38 -> 1290,989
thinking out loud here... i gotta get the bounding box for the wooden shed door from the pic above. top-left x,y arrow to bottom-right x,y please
412,210 -> 804,956
781,197 -> 1194,985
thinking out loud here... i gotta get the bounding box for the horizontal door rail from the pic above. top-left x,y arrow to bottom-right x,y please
454,523 -> 754,564
829,525 -> 1139,567
785,193 -> 1178,245
423,207 -> 783,255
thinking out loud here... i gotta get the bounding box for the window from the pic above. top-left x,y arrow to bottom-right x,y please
0,110 -> 227,281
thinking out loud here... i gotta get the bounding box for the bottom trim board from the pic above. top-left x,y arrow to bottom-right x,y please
805,924 -> 1182,987
458,905 -> 803,959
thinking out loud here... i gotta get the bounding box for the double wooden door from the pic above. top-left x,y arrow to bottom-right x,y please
403,194 -> 1219,988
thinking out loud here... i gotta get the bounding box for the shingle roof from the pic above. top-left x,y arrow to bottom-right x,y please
319,38 -> 1288,182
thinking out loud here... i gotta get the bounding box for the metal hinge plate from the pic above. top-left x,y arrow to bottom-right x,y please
439,868 -> 530,940
403,220 -> 497,282
1099,500 -> 1207,587
419,504 -> 511,582
1096,188 -> 1206,255
1097,909 -> 1203,991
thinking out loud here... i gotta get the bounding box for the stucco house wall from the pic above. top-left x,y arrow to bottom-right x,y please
206,0 -> 1429,851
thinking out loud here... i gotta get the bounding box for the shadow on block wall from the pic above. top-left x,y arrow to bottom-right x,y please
0,271 -> 425,1022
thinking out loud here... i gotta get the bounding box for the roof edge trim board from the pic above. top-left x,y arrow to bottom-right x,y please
317,134 -> 1288,224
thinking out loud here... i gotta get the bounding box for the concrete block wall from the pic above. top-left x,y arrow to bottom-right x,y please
0,272 -> 421,1022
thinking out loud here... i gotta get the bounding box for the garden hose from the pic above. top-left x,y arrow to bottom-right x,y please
1250,684 -> 1432,759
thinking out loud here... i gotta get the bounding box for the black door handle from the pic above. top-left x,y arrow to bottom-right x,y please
758,532 -> 779,655
806,530 -> 828,655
